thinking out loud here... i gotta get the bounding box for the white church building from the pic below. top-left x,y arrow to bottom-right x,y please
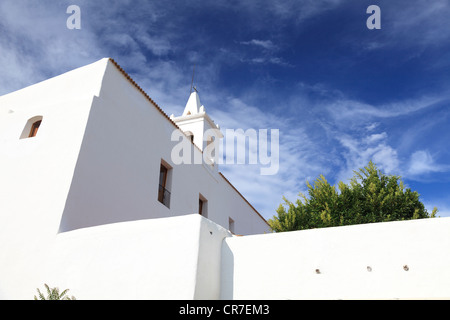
0,58 -> 270,236
2,58 -> 450,300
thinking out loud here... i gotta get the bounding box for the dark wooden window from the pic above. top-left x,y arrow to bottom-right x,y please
158,163 -> 170,208
28,120 -> 42,138
159,164 -> 168,189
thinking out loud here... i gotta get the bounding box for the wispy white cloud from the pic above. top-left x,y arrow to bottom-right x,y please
1,0 -> 449,219
365,123 -> 380,132
228,0 -> 343,27
238,39 -> 291,66
354,0 -> 450,57
0,1 -> 104,94
334,131 -> 400,182
136,33 -> 173,56
364,132 -> 388,144
388,0 -> 450,46
240,39 -> 277,51
326,95 -> 447,128
202,95 -> 329,217
407,150 -> 450,177
299,82 -> 450,184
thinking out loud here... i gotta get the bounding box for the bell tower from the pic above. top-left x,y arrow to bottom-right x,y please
170,89 -> 223,168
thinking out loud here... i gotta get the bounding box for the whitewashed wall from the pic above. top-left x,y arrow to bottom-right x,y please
0,57 -> 269,240
0,214 -> 230,300
58,59 -> 270,235
221,217 -> 450,299
0,61 -> 105,299
45,214 -> 231,300
1,212 -> 449,299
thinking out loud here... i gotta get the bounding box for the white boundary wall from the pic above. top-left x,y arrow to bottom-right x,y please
221,217 -> 450,300
2,213 -> 450,299
0,214 -> 231,300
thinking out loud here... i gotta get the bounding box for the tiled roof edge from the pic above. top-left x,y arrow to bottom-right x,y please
108,57 -> 269,229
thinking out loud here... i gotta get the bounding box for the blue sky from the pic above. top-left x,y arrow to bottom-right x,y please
1,0 -> 450,219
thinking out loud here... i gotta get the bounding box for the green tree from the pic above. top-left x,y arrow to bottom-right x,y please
269,161 -> 437,232
34,284 -> 76,300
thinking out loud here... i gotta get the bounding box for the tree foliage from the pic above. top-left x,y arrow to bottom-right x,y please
269,161 -> 437,232
34,284 -> 76,300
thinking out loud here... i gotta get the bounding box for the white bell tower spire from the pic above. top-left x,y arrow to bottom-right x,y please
170,89 -> 223,169
182,89 -> 202,116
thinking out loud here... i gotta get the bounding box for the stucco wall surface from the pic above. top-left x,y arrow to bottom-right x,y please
58,59 -> 270,235
1,214 -> 450,299
221,217 -> 450,300
0,214 -> 230,300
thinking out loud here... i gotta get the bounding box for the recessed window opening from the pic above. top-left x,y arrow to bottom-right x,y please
20,116 -> 43,139
185,131 -> 194,143
158,160 -> 172,208
228,217 -> 235,234
199,194 -> 208,218
29,120 -> 41,137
